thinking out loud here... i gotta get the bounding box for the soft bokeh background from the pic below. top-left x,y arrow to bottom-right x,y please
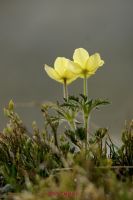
0,0 -> 133,142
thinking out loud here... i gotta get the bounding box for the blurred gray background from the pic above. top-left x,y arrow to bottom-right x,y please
0,0 -> 133,142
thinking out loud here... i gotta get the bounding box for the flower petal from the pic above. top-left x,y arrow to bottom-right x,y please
45,64 -> 63,83
92,53 -> 104,67
85,53 -> 104,72
54,57 -> 69,76
54,58 -> 78,84
73,48 -> 89,67
66,76 -> 78,84
67,61 -> 82,75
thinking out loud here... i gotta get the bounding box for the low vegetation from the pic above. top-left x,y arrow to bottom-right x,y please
0,96 -> 132,200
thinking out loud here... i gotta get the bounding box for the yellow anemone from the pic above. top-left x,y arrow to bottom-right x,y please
45,57 -> 77,84
70,48 -> 104,78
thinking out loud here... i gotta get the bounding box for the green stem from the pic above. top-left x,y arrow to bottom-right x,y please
63,79 -> 68,101
83,75 -> 88,157
83,75 -> 87,96
84,114 -> 88,158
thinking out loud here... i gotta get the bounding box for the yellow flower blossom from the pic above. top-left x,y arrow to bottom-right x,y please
70,48 -> 104,78
45,57 -> 77,84
68,48 -> 104,96
44,57 -> 78,99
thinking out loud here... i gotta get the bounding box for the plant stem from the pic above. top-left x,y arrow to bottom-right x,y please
63,79 -> 68,100
83,75 -> 87,96
83,75 -> 88,157
84,114 -> 88,158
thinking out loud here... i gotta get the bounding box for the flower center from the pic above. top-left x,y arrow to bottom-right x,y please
82,69 -> 88,76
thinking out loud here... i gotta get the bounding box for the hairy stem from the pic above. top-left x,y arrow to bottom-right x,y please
63,79 -> 68,100
84,114 -> 88,158
83,75 -> 87,96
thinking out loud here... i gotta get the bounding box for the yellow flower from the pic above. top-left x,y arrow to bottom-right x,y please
45,57 -> 77,84
70,48 -> 104,78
